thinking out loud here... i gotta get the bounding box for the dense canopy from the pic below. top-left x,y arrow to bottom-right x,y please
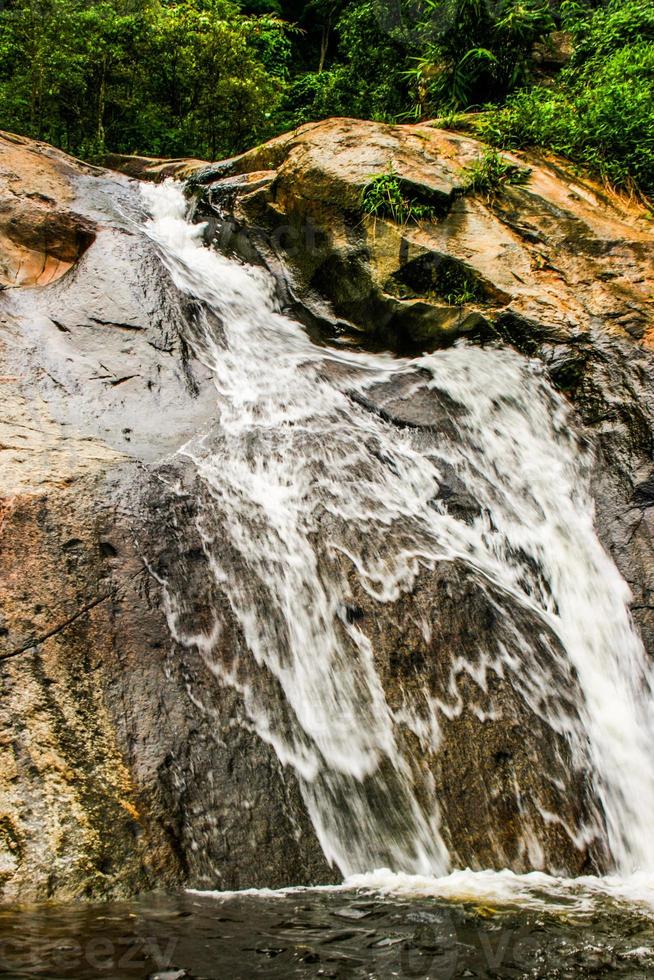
0,0 -> 651,196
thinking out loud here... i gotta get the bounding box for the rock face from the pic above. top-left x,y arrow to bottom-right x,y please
0,131 -> 332,900
164,118 -> 653,353
126,117 -> 654,653
1,120 -> 654,900
0,132 -> 97,287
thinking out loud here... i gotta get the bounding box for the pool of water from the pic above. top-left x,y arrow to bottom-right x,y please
2,878 -> 653,979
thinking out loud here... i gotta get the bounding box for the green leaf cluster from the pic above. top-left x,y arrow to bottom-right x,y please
0,0 -> 292,159
361,165 -> 440,223
462,147 -> 532,198
480,0 -> 654,198
408,0 -> 554,112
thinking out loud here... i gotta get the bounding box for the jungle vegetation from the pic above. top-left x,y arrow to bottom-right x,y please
0,0 -> 651,197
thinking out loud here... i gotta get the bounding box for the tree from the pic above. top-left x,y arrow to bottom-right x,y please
410,0 -> 554,111
0,0 -> 292,159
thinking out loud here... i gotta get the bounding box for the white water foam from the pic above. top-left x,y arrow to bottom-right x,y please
189,868 -> 654,922
141,180 -> 654,878
343,868 -> 654,916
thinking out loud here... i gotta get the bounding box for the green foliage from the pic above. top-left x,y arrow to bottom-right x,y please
274,0 -> 410,129
0,0 -> 292,159
410,0 -> 554,113
564,0 -> 654,69
0,0 -> 649,203
438,263 -> 480,305
444,282 -> 477,306
462,148 -> 532,198
361,166 -> 439,223
433,109 -> 469,131
326,0 -> 409,118
481,0 -> 654,198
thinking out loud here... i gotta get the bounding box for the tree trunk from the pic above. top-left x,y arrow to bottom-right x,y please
318,16 -> 332,73
96,57 -> 107,149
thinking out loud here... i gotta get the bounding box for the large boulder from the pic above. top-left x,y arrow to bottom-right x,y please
112,118 -> 654,653
130,118 -> 653,356
1,118 -> 653,900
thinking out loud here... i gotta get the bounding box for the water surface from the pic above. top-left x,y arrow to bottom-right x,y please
3,873 -> 654,978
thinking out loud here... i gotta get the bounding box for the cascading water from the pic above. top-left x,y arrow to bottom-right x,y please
140,180 -> 654,879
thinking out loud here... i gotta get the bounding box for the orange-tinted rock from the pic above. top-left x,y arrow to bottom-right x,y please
0,131 -> 97,287
177,117 -> 653,352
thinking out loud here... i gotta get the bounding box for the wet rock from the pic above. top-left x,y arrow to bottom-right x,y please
144,117 -> 654,688
104,152 -> 208,182
0,134 -> 333,901
338,544 -> 603,874
0,131 -> 97,286
3,120 -> 654,900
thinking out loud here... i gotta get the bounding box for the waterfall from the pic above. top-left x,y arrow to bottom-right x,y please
140,180 -> 654,878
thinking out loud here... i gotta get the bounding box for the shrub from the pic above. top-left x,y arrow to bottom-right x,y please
410,0 -> 554,112
481,0 -> 654,198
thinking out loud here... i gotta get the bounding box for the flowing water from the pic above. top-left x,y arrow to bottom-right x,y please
6,178 -> 654,979
2,873 -> 654,978
139,181 -> 654,880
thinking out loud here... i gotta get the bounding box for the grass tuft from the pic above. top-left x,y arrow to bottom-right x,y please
461,149 -> 532,199
361,166 -> 439,224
